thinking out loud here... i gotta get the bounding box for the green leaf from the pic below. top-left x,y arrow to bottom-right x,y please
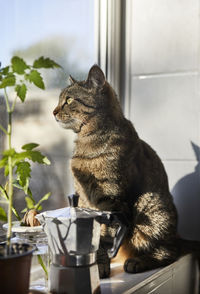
0,74 -> 16,88
13,180 -> 33,198
25,196 -> 35,209
43,156 -> 51,165
0,184 -> 8,200
27,187 -> 33,198
1,66 -> 10,75
12,180 -> 23,189
3,148 -> 16,157
21,207 -> 28,213
15,84 -> 27,102
35,192 -> 51,211
0,148 -> 16,170
12,207 -> 21,221
24,178 -> 30,195
28,150 -> 47,163
0,185 -> 21,220
21,187 -> 34,213
0,156 -> 8,168
12,152 -> 28,166
11,56 -> 28,74
26,70 -> 45,89
33,56 -> 61,69
4,165 -> 9,177
26,150 -> 50,164
0,207 -> 7,222
12,150 -> 48,166
16,161 -> 31,187
22,143 -> 39,150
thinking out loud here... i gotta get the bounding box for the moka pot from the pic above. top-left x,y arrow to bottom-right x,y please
37,194 -> 127,294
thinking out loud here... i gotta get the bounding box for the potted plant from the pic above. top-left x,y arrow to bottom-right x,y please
0,55 -> 61,294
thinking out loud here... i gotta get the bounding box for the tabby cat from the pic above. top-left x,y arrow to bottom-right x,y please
53,65 -> 178,278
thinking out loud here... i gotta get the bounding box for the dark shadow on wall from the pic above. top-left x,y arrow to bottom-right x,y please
172,142 -> 200,241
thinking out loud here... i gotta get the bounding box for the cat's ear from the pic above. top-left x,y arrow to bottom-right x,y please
69,75 -> 77,85
191,141 -> 200,160
87,65 -> 105,88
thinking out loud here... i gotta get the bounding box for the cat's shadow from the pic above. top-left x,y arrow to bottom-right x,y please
172,142 -> 200,241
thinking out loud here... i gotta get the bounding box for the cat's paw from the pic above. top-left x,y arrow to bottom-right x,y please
98,262 -> 110,279
124,258 -> 146,273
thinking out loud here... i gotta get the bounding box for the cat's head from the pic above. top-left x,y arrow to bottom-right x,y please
53,65 -> 122,133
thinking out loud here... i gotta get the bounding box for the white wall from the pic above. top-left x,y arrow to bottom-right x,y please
124,0 -> 200,241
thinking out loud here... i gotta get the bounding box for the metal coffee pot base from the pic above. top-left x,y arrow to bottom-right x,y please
50,259 -> 101,294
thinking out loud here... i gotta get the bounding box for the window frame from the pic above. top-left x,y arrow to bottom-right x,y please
95,0 -> 123,101
95,0 -> 132,117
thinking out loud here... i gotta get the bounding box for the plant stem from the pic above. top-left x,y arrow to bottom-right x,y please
0,124 -> 8,135
4,88 -> 13,250
37,254 -> 48,280
11,94 -> 18,112
6,111 -> 13,249
4,88 -> 11,113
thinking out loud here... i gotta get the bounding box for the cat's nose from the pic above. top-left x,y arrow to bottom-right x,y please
53,107 -> 59,116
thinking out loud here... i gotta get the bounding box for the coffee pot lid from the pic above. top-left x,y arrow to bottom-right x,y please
36,206 -> 108,223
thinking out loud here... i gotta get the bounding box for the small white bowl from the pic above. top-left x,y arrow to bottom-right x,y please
3,221 -> 43,233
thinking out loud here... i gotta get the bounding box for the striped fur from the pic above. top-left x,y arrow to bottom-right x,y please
53,65 -> 178,277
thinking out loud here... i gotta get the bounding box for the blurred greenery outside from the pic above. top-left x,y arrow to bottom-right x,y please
13,35 -> 93,89
0,1 -> 96,222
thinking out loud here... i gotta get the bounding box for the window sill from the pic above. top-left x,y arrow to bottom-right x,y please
101,254 -> 199,294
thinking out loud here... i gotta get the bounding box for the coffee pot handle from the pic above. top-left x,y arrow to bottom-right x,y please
98,212 -> 128,259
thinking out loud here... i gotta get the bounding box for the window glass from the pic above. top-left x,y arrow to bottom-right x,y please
0,0 -> 96,212
1,0 -> 95,83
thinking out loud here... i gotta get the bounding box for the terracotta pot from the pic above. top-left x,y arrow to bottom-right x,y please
0,243 -> 35,294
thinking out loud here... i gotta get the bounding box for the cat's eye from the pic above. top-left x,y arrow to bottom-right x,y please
66,97 -> 74,105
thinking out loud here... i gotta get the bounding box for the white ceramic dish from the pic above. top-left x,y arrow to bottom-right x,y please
3,221 -> 43,233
